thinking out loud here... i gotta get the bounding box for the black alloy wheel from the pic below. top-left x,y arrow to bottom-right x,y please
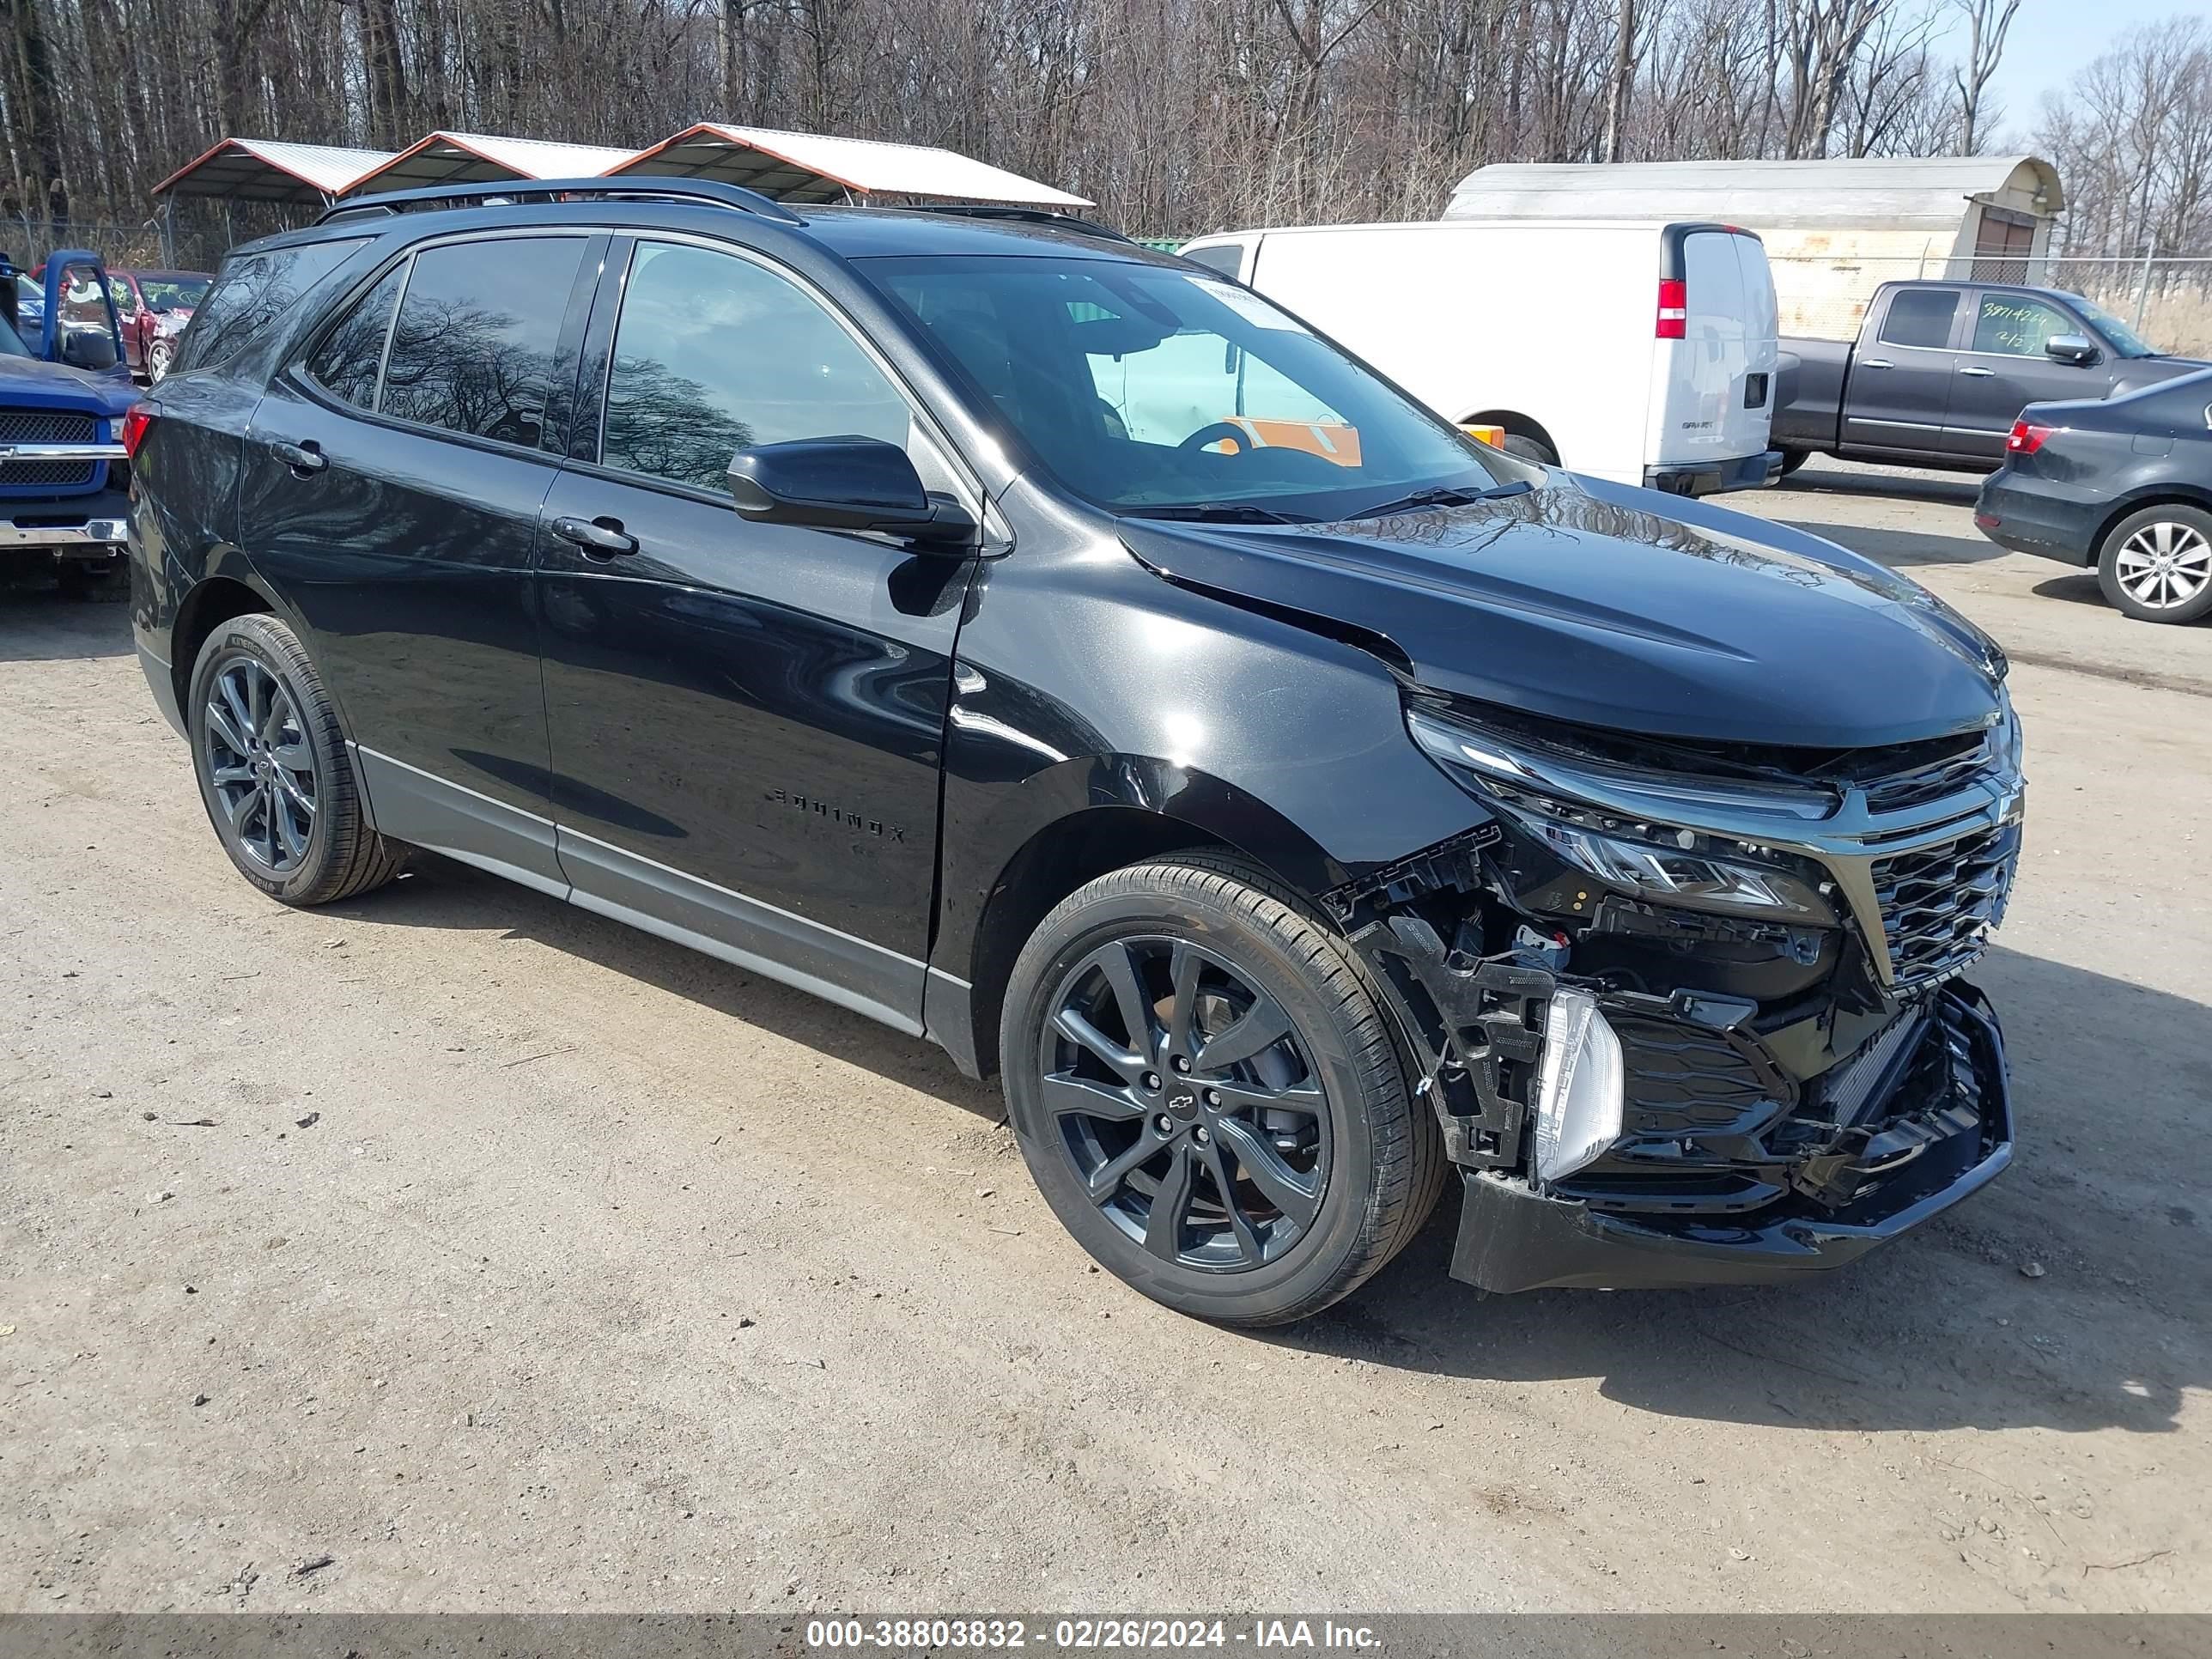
1041,934 -> 1331,1271
202,653 -> 318,877
1001,855 -> 1444,1326
186,611 -> 408,906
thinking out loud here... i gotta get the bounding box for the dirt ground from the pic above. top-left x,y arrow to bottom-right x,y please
2,461 -> 2206,1617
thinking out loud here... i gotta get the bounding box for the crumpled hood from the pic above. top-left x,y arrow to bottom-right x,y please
1117,474 -> 2007,750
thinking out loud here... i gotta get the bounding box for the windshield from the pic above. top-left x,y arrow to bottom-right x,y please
2073,295 -> 2158,358
138,277 -> 209,313
866,253 -> 1507,519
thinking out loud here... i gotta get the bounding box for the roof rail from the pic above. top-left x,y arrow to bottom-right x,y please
905,204 -> 1133,245
316,175 -> 808,228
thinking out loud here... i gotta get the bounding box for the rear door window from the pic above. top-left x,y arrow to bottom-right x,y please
1878,289 -> 1959,350
178,238 -> 366,376
378,237 -> 586,450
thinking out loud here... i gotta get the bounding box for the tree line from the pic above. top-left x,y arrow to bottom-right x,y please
0,0 -> 2199,257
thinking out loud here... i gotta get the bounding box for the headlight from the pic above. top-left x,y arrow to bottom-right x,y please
1994,684 -> 2025,777
1516,814 -> 1836,921
1407,704 -> 1839,927
1534,988 -> 1624,1182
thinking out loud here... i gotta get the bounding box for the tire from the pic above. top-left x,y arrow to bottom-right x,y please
2095,504 -> 2212,624
146,336 -> 174,381
1499,432 -> 1557,467
1000,854 -> 1446,1326
185,611 -> 407,906
1776,447 -> 1812,478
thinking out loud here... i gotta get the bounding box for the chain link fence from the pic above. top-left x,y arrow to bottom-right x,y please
1769,252 -> 2212,355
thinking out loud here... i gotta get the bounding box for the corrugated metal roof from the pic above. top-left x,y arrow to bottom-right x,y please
342,131 -> 639,197
150,138 -> 397,203
1445,156 -> 2064,229
615,123 -> 1092,208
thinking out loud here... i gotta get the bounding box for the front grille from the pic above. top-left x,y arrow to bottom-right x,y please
1871,821 -> 2020,987
0,408 -> 97,489
0,410 -> 94,443
1858,735 -> 1992,813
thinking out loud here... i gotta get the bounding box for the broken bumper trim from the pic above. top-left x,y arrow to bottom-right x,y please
1449,989 -> 2012,1293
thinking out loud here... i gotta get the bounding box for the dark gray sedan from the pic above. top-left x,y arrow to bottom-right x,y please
1974,367 -> 2212,623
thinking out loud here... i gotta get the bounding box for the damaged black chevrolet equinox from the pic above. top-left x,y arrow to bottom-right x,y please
127,180 -> 2025,1324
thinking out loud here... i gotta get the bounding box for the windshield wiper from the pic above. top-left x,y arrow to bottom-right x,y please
1343,480 -> 1534,520
1122,502 -> 1321,525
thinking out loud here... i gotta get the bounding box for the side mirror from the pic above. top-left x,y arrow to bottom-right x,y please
59,327 -> 118,372
2045,333 -> 2100,367
727,436 -> 975,548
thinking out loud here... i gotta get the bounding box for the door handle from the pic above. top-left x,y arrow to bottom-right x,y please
550,514 -> 638,558
1958,366 -> 1996,378
1859,358 -> 1893,369
270,439 -> 325,474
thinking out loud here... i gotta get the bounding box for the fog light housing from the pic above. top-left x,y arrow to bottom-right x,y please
1534,988 -> 1624,1183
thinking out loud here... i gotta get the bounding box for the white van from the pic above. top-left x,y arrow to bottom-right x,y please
1177,220 -> 1782,496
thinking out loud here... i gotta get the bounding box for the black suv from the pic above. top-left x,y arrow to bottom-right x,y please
128,179 -> 2025,1325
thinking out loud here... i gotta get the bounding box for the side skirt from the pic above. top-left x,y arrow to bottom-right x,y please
351,744 -> 930,1040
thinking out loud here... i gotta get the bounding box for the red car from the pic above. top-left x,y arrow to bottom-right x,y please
32,264 -> 211,380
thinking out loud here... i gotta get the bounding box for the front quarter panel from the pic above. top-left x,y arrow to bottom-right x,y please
933,477 -> 1486,989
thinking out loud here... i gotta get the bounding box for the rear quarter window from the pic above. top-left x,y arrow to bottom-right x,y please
1181,244 -> 1245,278
179,238 -> 366,377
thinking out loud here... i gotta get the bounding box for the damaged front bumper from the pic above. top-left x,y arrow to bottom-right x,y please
1449,982 -> 2011,1291
1330,699 -> 2027,1296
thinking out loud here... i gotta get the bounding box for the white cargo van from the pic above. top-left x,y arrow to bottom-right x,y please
1178,220 -> 1782,496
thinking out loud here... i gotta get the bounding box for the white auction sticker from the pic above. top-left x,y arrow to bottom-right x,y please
1194,279 -> 1304,331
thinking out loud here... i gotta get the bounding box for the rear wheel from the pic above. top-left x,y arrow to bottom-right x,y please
1499,432 -> 1557,467
2096,504 -> 2212,624
187,612 -> 407,905
1776,447 -> 1812,478
1000,855 -> 1444,1326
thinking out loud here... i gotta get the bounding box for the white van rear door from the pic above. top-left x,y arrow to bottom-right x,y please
1651,229 -> 1778,467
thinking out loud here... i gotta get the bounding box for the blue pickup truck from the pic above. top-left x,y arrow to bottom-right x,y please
0,248 -> 140,598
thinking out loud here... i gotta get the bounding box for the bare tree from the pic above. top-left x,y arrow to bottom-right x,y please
1601,0 -> 1634,161
1946,0 -> 2019,154
0,0 -> 2144,259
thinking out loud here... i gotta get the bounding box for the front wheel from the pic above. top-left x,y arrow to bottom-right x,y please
2096,504 -> 2212,623
146,335 -> 175,381
1000,855 -> 1444,1326
186,611 -> 407,905
1776,447 -> 1812,478
1499,432 -> 1557,467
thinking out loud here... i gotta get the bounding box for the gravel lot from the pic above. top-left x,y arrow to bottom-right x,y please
3,462 -> 2206,1617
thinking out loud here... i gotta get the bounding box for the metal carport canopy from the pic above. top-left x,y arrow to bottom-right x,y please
612,123 -> 1092,208
339,131 -> 641,198
149,138 -> 397,204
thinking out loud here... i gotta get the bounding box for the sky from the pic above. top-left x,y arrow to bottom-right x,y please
1965,0 -> 2205,137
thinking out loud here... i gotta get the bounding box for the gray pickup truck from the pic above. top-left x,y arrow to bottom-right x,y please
1774,278 -> 2209,476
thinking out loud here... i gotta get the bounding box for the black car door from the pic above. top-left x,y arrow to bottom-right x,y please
1941,290 -> 2107,462
537,234 -> 981,1031
238,232 -> 600,893
1843,286 -> 1961,457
